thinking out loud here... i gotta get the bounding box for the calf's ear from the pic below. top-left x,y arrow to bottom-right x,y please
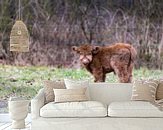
72,46 -> 78,51
92,46 -> 100,54
72,46 -> 79,53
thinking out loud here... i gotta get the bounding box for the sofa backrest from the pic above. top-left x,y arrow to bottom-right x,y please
89,83 -> 132,105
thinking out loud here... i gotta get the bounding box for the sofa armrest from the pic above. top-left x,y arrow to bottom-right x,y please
31,88 -> 45,119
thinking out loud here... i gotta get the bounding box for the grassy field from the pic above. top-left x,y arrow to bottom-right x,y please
0,65 -> 163,113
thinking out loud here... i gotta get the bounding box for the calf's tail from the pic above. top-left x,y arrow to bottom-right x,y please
128,45 -> 137,67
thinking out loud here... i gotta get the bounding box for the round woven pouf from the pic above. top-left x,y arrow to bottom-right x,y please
8,97 -> 29,129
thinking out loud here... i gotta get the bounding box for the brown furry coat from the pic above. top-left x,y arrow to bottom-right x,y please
72,43 -> 137,82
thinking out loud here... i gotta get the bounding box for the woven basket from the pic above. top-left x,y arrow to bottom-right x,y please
10,20 -> 29,52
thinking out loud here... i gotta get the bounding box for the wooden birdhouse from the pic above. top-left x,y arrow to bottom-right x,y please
10,20 -> 29,52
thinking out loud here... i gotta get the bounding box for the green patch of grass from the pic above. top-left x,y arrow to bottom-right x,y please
0,65 -> 163,101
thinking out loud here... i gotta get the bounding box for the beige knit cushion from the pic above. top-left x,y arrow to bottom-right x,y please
131,79 -> 159,102
156,80 -> 163,100
44,80 -> 66,103
53,88 -> 88,103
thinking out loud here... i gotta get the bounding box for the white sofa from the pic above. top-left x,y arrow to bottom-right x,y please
31,83 -> 163,130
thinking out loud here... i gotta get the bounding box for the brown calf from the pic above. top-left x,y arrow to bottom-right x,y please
72,43 -> 137,83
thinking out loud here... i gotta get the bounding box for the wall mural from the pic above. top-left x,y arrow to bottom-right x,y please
0,0 -> 163,114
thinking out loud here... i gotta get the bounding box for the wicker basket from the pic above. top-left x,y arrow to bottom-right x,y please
10,20 -> 29,52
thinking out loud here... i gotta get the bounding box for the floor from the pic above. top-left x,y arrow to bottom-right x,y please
0,114 -> 31,130
0,122 -> 31,130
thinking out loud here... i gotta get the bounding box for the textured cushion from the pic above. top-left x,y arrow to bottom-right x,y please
53,88 -> 88,103
156,79 -> 163,100
108,101 -> 163,117
64,79 -> 90,99
131,79 -> 159,102
40,101 -> 107,117
43,80 -> 66,103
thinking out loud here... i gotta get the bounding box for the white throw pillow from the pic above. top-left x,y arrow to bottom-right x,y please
64,79 -> 90,99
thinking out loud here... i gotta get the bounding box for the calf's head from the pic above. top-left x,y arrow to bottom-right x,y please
72,44 -> 100,65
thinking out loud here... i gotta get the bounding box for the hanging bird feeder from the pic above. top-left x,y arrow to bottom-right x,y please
10,0 -> 29,52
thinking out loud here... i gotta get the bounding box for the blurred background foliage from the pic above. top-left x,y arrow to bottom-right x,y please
0,0 -> 163,69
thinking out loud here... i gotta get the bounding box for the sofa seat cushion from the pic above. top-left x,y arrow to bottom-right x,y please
108,101 -> 163,117
40,101 -> 107,117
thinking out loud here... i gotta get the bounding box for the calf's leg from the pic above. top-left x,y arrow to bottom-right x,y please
113,65 -> 131,83
92,68 -> 105,82
127,63 -> 134,83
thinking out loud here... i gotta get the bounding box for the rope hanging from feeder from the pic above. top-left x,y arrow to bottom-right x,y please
18,0 -> 21,20
10,0 -> 30,52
